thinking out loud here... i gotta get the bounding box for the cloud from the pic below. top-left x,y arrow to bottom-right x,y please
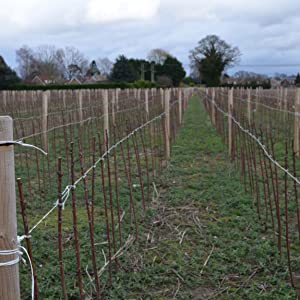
1,0 -> 300,75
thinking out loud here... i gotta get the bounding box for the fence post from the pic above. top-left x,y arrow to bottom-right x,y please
164,89 -> 170,160
294,88 -> 300,156
78,90 -> 83,125
145,89 -> 149,118
283,88 -> 288,121
103,89 -> 109,139
179,89 -> 182,124
212,88 -> 216,125
247,88 -> 251,124
42,91 -> 49,152
228,88 -> 234,159
111,90 -> 116,126
0,116 -> 21,300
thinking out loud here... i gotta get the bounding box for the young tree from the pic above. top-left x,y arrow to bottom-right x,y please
0,56 -> 20,89
110,55 -> 138,82
189,35 -> 241,86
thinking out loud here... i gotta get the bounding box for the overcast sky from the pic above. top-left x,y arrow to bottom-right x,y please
1,0 -> 300,75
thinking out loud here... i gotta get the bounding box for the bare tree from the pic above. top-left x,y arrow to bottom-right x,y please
16,45 -> 37,79
60,46 -> 89,79
147,48 -> 171,65
96,57 -> 113,76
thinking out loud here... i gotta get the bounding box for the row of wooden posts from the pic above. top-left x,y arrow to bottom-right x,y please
206,87 -> 300,158
0,87 -> 192,299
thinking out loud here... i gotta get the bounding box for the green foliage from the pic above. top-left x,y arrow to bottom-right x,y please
106,97 -> 295,299
110,55 -> 139,83
130,80 -> 157,88
182,76 -> 197,86
0,56 -> 21,89
2,82 -> 157,91
190,35 -> 241,86
156,56 -> 186,87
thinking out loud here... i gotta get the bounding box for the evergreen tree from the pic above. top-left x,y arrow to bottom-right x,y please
0,56 -> 20,89
157,56 -> 186,87
110,55 -> 139,82
295,73 -> 300,86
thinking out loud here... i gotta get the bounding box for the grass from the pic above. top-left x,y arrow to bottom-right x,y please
106,96 -> 297,299
17,96 -> 297,299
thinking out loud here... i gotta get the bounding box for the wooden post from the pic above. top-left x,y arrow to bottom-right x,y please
228,88 -> 234,159
0,116 -> 21,300
160,88 -> 164,108
212,88 -> 216,125
164,89 -> 170,160
283,88 -> 288,121
78,90 -> 83,125
247,88 -> 251,124
294,88 -> 300,156
145,89 -> 149,118
179,89 -> 182,124
42,91 -> 49,152
111,90 -> 116,125
103,89 -> 109,139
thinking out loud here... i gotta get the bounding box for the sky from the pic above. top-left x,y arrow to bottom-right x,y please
1,0 -> 300,76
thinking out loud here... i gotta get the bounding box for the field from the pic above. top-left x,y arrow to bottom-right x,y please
0,87 -> 299,299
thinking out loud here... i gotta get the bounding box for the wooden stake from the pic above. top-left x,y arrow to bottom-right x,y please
42,91 -> 49,152
112,89 -> 116,126
145,89 -> 149,117
212,88 -> 216,125
228,88 -> 234,159
294,88 -> 300,156
0,116 -> 21,300
164,89 -> 170,160
179,89 -> 182,124
103,90 -> 109,139
247,88 -> 251,124
78,90 -> 83,125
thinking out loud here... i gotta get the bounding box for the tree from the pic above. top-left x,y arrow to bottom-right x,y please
110,55 -> 139,82
295,73 -> 300,86
16,45 -> 37,80
16,45 -> 88,81
147,48 -> 171,65
0,56 -> 20,89
97,57 -> 113,76
60,46 -> 88,79
189,35 -> 241,86
157,56 -> 186,87
86,60 -> 100,77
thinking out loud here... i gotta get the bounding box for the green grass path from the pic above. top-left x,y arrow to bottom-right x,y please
109,97 -> 296,299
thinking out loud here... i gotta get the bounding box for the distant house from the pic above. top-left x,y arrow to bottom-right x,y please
29,75 -> 55,86
66,77 -> 82,85
271,78 -> 281,89
83,74 -> 108,84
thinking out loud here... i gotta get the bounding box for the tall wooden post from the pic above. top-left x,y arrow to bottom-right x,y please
42,91 -> 49,152
228,88 -> 234,159
212,88 -> 216,125
78,90 -> 83,125
164,89 -> 170,160
111,90 -> 116,126
0,116 -> 21,300
283,88 -> 288,121
179,89 -> 182,124
247,88 -> 251,124
294,88 -> 300,156
103,90 -> 109,139
145,89 -> 149,118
